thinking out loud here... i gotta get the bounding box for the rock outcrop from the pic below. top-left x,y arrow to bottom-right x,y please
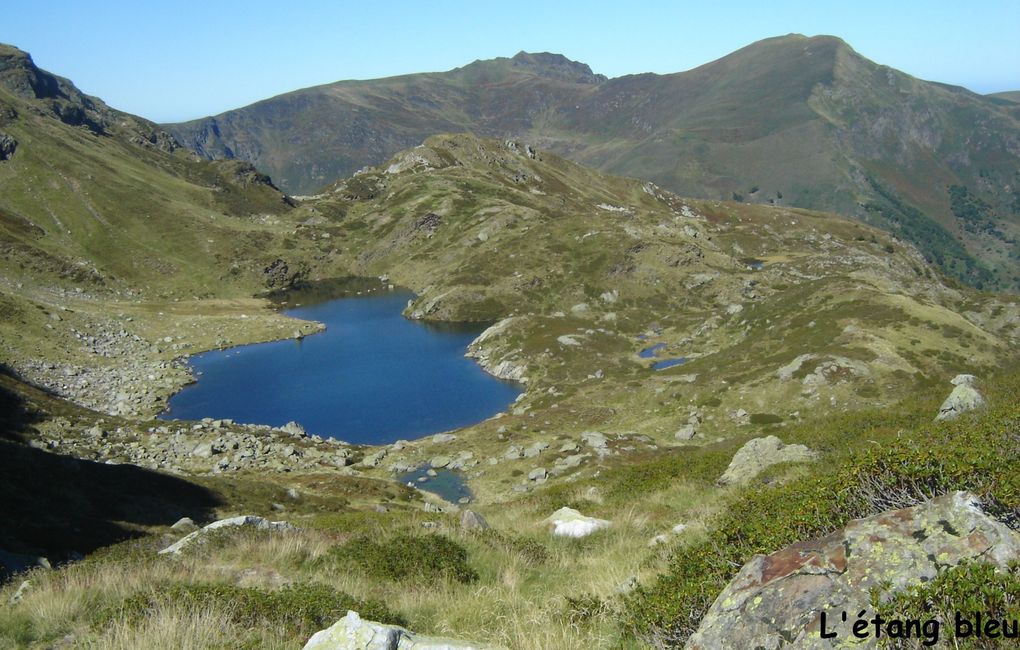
688,492 -> 1020,649
466,317 -> 528,384
0,132 -> 16,160
158,515 -> 295,555
717,436 -> 817,485
936,373 -> 985,420
303,610 -> 490,649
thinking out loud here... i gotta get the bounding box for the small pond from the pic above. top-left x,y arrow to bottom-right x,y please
652,357 -> 689,371
396,467 -> 473,503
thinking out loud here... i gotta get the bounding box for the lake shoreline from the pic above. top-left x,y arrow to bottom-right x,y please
160,282 -> 524,444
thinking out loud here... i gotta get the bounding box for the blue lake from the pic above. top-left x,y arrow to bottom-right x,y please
160,290 -> 522,444
638,343 -> 666,358
653,357 -> 688,371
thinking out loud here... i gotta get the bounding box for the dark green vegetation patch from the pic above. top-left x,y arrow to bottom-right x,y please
323,533 -> 479,584
623,372 -> 1020,643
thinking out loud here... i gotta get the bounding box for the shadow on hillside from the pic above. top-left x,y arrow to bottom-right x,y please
0,365 -> 45,443
0,440 -> 225,567
0,370 -> 224,574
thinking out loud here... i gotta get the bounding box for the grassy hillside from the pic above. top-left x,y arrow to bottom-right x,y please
0,44 -> 303,298
2,47 -> 1020,648
0,44 -> 350,415
277,133 -> 1020,508
989,90 -> 1020,103
4,353 -> 1019,648
166,35 -> 1020,291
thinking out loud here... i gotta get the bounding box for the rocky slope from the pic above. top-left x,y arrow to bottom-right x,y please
167,35 -> 1020,290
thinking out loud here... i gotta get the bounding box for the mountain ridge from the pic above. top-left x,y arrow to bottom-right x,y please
162,35 -> 1020,291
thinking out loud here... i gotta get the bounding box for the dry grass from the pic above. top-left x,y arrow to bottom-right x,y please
0,500 -> 678,649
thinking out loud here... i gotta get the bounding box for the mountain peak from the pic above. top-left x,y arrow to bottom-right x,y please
0,42 -> 62,100
509,51 -> 606,84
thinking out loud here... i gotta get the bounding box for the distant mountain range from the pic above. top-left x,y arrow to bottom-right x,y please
989,90 -> 1020,103
166,35 -> 1020,291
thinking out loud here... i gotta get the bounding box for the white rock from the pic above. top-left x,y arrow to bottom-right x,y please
303,610 -> 488,649
544,507 -> 610,538
937,374 -> 985,420
158,516 -> 295,555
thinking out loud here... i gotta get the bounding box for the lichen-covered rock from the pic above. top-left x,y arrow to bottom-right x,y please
158,515 -> 295,555
717,436 -> 816,485
936,373 -> 985,420
687,492 -> 1020,649
303,610 -> 490,649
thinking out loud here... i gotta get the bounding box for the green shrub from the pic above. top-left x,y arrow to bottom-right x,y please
96,581 -> 402,635
749,413 -> 783,425
326,533 -> 478,584
873,561 -> 1020,649
622,373 -> 1020,644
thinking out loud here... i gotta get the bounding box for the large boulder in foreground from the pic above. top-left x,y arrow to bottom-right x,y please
158,515 -> 295,555
303,610 -> 490,649
717,436 -> 817,486
687,492 -> 1020,649
935,373 -> 985,420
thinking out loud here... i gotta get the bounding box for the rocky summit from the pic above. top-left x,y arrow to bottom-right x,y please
2,30 -> 1020,650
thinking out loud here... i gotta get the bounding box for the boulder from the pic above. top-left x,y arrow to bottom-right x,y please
8,579 -> 30,605
460,510 -> 490,531
503,445 -> 524,461
936,373 -> 985,420
361,449 -> 388,468
580,431 -> 608,449
0,132 -> 16,161
688,492 -> 1020,649
717,436 -> 816,486
303,610 -> 489,649
543,507 -> 610,538
280,421 -> 307,437
675,424 -> 697,441
191,441 -> 215,458
158,515 -> 295,555
776,354 -> 816,381
522,441 -> 548,458
170,516 -> 198,532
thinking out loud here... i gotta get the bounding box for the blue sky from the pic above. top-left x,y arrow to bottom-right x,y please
3,0 -> 1019,123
